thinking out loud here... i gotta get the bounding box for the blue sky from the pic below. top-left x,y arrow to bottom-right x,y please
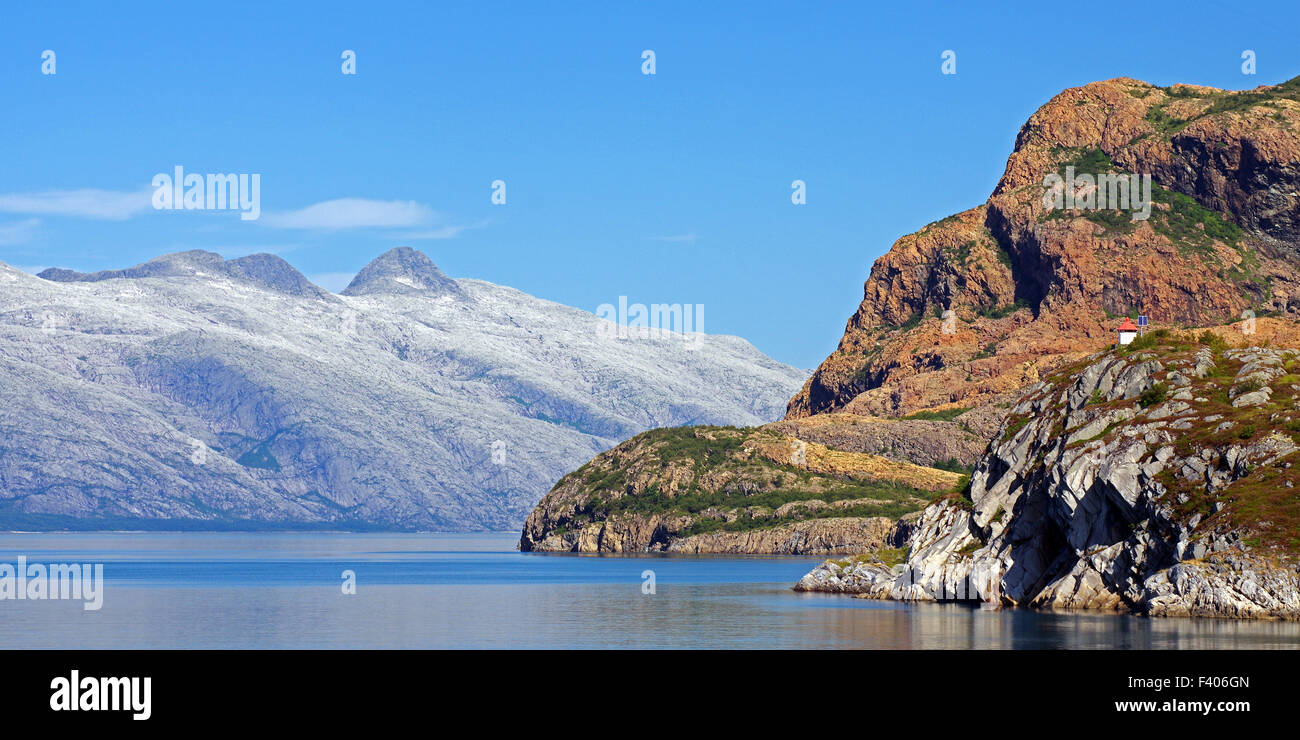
1,1 -> 1297,369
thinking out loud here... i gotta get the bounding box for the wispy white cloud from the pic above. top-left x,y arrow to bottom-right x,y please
1,187 -> 478,247
263,198 -> 436,230
649,233 -> 698,244
399,220 -> 487,240
0,189 -> 153,221
308,272 -> 357,293
264,198 -> 480,240
0,218 -> 41,245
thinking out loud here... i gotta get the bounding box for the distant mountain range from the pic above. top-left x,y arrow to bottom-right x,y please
0,247 -> 805,530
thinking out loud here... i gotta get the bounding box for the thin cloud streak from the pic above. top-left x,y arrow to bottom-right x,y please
0,218 -> 41,245
399,220 -> 487,240
263,198 -> 436,230
0,189 -> 153,221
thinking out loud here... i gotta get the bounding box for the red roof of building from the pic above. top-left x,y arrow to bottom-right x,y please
1116,318 -> 1139,332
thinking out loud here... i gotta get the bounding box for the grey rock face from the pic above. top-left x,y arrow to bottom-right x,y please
341,247 -> 463,297
796,345 -> 1300,619
39,250 -> 335,300
0,251 -> 806,531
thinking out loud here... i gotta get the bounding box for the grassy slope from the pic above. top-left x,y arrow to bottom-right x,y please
549,425 -> 967,538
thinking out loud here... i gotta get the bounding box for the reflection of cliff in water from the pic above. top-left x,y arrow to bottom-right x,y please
785,596 -> 1300,650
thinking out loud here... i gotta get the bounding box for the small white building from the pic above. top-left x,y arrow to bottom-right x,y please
1116,318 -> 1139,346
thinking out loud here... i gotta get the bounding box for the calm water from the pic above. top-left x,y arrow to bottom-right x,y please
2,532 -> 1299,649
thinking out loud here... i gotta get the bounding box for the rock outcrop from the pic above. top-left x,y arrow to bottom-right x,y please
796,329 -> 1300,619
789,75 -> 1300,420
666,517 -> 910,556
765,409 -> 999,469
40,250 -> 336,300
340,246 -> 465,298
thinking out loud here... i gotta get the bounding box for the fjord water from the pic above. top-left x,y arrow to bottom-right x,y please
2,532 -> 1298,649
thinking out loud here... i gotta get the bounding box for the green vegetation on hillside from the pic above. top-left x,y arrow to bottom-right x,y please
1043,149 -> 1140,235
943,240 -> 975,267
555,425 -> 957,539
1144,77 -> 1300,137
976,299 -> 1029,320
829,547 -> 909,569
901,406 -> 971,422
1150,185 -> 1244,252
1040,146 -> 1261,289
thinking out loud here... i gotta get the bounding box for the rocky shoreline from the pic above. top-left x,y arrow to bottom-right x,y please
527,514 -> 912,555
794,340 -> 1300,620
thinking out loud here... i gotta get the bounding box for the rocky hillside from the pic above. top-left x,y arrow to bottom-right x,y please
0,249 -> 805,531
519,74 -> 1300,557
765,406 -> 1002,469
789,75 -> 1300,421
520,425 -> 967,553
796,323 -> 1300,619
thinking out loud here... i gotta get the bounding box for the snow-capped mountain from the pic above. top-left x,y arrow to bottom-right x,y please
0,248 -> 805,530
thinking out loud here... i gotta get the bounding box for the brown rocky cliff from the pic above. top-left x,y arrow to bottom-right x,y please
789,76 -> 1300,420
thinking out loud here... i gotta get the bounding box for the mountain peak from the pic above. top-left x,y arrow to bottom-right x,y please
38,250 -> 332,299
38,250 -> 220,283
224,253 -> 332,298
341,247 -> 464,298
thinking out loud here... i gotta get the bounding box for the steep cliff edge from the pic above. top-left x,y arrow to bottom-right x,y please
519,425 -> 964,553
789,75 -> 1300,420
796,322 -> 1300,619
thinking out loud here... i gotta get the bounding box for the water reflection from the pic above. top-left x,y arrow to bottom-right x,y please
2,532 -> 1298,649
